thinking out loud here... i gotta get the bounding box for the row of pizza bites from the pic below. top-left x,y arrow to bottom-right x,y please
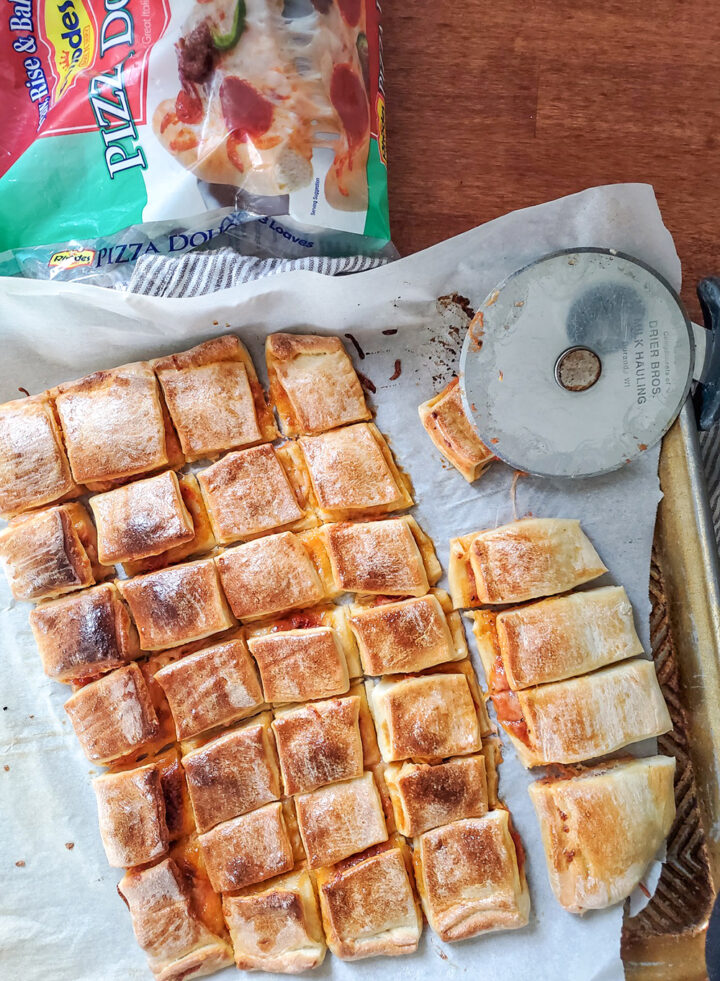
447,516 -> 676,915
0,417 -> 416,603
27,515 -> 439,683
0,332 -> 373,521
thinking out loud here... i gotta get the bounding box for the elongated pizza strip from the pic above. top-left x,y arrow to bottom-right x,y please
529,756 -> 676,913
449,517 -> 607,607
418,377 -> 495,482
492,659 -> 672,767
469,585 -> 644,691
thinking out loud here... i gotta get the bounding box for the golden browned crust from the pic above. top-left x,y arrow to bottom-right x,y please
298,423 -> 413,521
153,336 -> 276,461
140,747 -> 195,841
323,517 -> 431,597
248,626 -> 350,704
349,592 -> 466,675
449,518 -> 607,608
413,812 -> 530,942
122,473 -> 217,576
154,636 -> 264,739
0,394 -> 79,518
266,333 -> 370,436
528,755 -> 676,913
215,532 -> 326,621
244,603 -> 361,678
30,582 -> 139,682
197,443 -> 308,544
494,659 -> 673,767
295,772 -> 388,869
470,585 -> 644,692
89,470 -> 194,565
198,802 -> 294,893
272,696 -> 364,796
418,378 -> 495,483
368,674 -> 482,764
93,763 -> 169,867
182,714 -> 281,832
0,504 -> 101,601
64,663 -> 160,763
53,363 -> 174,489
118,857 -> 233,980
117,559 -> 234,651
385,756 -> 488,837
223,867 -> 326,973
351,680 -> 381,768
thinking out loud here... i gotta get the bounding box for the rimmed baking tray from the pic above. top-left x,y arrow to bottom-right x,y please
623,403 -> 720,979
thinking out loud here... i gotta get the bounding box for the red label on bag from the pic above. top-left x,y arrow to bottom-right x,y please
3,0 -> 171,175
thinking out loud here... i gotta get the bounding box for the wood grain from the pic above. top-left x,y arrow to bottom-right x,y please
383,1 -> 720,320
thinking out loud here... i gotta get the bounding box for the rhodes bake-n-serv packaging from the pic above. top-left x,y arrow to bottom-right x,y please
1,0 -> 391,284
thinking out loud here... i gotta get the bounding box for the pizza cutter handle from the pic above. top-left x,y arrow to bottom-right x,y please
694,277 -> 720,430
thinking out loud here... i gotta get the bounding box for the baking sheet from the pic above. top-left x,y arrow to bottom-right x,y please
0,184 -> 679,981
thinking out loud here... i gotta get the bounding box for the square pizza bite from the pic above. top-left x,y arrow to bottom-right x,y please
492,658 -> 672,767
247,625 -> 351,704
215,531 -> 328,621
449,517 -> 607,608
322,516 -> 441,597
297,423 -> 413,520
413,812 -> 530,942
385,755 -> 489,836
349,590 -> 467,675
295,772 -> 388,869
418,377 -> 495,483
316,837 -> 422,960
367,673 -> 482,763
89,470 -> 194,566
245,603 -> 361,679
154,635 -> 264,739
153,335 -> 276,462
272,696 -> 364,795
118,558 -> 234,650
64,663 -> 159,763
118,857 -> 232,981
122,474 -> 216,577
0,394 -> 78,518
93,763 -> 169,868
223,867 -> 326,972
0,503 -> 110,602
198,801 -> 295,893
30,582 -> 139,682
470,585 -> 644,692
197,443 -> 312,544
53,363 -> 178,490
182,713 -> 281,833
266,333 -> 371,436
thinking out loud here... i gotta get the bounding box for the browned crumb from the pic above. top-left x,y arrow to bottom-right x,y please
358,372 -> 376,394
344,332 -> 365,360
17,387 -> 30,397
15,860 -> 25,868
382,328 -> 397,335
389,359 -> 402,381
65,842 -> 75,850
3,765 -> 9,772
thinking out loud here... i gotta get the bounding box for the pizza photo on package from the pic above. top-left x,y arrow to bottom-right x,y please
0,0 -> 390,280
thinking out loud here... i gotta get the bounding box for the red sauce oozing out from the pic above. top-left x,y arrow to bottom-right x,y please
220,77 -> 274,141
176,88 -> 203,125
491,651 -> 510,692
330,64 -> 369,149
336,0 -> 362,26
492,691 -> 531,746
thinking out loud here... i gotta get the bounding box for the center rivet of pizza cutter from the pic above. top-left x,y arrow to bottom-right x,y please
554,346 -> 602,392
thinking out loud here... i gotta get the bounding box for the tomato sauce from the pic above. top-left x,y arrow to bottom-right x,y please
176,87 -> 203,125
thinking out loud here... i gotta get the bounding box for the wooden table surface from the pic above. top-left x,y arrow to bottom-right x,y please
383,1 -> 718,320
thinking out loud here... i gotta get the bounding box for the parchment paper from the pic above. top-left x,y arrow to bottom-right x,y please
0,184 -> 679,981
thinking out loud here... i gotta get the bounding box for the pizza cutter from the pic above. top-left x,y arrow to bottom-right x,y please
459,248 -> 720,478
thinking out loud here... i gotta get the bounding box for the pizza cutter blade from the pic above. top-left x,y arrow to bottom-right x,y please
458,248 -> 714,478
